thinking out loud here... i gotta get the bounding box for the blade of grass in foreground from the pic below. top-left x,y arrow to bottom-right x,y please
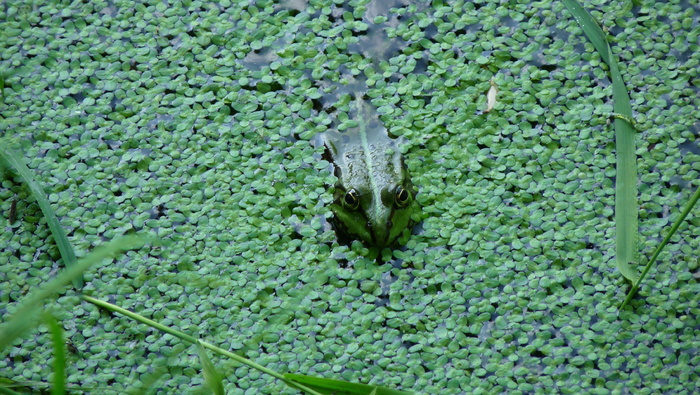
45,314 -> 66,395
196,341 -> 225,395
284,373 -> 414,395
620,184 -> 700,309
83,295 -> 324,395
0,379 -> 108,394
0,235 -> 148,352
0,380 -> 24,395
125,364 -> 167,395
84,296 -> 410,394
0,143 -> 84,288
562,0 -> 638,281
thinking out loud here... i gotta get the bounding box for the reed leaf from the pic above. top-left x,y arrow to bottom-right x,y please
45,314 -> 66,395
283,373 -> 414,395
620,184 -> 700,309
196,341 -> 224,395
0,143 -> 84,288
562,0 -> 638,281
83,296 -> 324,395
0,235 -> 147,352
84,296 -> 409,394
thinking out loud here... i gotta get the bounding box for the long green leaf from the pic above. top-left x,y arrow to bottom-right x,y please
83,296 -> 324,395
0,379 -> 103,393
45,314 -> 66,395
0,235 -> 148,352
0,380 -> 24,395
284,373 -> 414,395
562,0 -> 638,281
84,295 -> 412,394
0,143 -> 84,288
620,184 -> 700,309
125,364 -> 166,395
196,341 -> 224,395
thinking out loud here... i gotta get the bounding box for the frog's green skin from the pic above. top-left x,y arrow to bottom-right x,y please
324,95 -> 416,247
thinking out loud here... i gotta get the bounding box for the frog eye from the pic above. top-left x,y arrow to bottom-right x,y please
394,186 -> 411,208
342,189 -> 360,210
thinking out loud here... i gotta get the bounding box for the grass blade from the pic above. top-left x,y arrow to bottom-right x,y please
84,295 -> 322,394
0,235 -> 148,352
284,373 -> 414,395
85,295 -> 412,395
0,379 -> 105,393
45,314 -> 66,395
620,184 -> 700,309
0,380 -> 24,395
0,143 -> 84,288
196,341 -> 224,395
562,0 -> 638,281
125,364 -> 166,395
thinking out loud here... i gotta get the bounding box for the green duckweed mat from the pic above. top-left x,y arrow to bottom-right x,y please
1,0 -> 699,393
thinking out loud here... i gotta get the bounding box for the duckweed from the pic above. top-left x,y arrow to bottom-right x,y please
1,0 -> 699,393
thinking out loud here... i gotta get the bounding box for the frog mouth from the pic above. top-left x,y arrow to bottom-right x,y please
329,206 -> 395,247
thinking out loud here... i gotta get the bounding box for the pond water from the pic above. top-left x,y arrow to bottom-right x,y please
0,0 -> 698,393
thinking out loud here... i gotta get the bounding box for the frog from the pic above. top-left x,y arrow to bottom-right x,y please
323,95 -> 417,247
